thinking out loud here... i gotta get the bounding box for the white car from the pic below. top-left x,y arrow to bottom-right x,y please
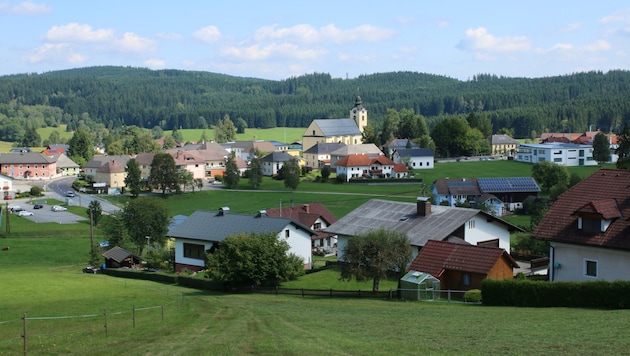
51,205 -> 68,212
17,210 -> 33,216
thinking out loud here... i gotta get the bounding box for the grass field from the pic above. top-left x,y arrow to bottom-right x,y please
1,236 -> 629,355
170,127 -> 305,144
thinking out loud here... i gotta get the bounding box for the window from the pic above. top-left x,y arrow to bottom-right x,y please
285,229 -> 290,239
468,220 -> 475,229
462,273 -> 471,287
313,222 -> 322,229
584,259 -> 598,277
183,243 -> 205,260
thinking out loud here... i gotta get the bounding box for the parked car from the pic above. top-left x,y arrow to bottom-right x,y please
3,195 -> 12,200
17,210 -> 33,216
11,207 -> 25,214
66,191 -> 75,197
33,204 -> 43,209
83,266 -> 101,274
51,205 -> 68,212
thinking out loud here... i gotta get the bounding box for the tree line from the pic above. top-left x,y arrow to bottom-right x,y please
2,67 -> 630,141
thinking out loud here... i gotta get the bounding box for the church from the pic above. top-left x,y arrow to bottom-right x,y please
302,95 -> 368,151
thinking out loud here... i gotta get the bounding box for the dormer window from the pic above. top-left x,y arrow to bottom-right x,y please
573,198 -> 620,234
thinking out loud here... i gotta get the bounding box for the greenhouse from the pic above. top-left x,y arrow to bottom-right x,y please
400,270 -> 440,301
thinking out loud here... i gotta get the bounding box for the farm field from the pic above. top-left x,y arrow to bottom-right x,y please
1,236 -> 629,355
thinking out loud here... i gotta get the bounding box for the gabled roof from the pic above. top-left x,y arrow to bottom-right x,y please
383,138 -> 418,149
0,152 -> 55,164
533,168 -> 630,251
229,141 -> 277,154
325,199 -> 521,248
164,149 -> 206,165
134,152 -> 155,166
393,148 -> 435,157
85,155 -> 132,169
433,178 -> 480,196
102,246 -> 136,263
179,141 -> 230,156
489,134 -> 519,145
309,119 -> 361,137
335,154 -> 393,167
393,163 -> 409,173
303,142 -> 347,155
433,177 -> 540,195
330,144 -> 383,156
407,240 -> 519,278
97,159 -> 126,173
168,210 -> 316,242
265,202 -> 338,228
51,153 -> 79,168
261,151 -> 295,163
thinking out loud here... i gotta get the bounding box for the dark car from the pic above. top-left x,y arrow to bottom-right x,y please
34,204 -> 43,209
83,266 -> 101,274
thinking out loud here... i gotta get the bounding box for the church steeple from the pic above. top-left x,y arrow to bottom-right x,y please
350,92 -> 367,133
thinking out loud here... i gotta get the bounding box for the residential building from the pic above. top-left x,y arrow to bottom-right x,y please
52,153 -> 80,176
95,159 -> 126,190
261,151 -> 298,176
0,152 -> 57,179
392,148 -> 435,169
407,240 -> 519,291
515,142 -> 596,166
223,141 -> 278,162
326,198 -> 522,261
334,154 -> 396,181
168,208 -> 317,272
533,169 -> 630,282
265,202 -> 338,254
382,138 -> 418,158
329,144 -> 384,168
302,142 -> 346,169
164,149 -> 206,180
302,95 -> 367,151
0,174 -> 14,200
84,155 -> 132,178
489,134 -> 519,157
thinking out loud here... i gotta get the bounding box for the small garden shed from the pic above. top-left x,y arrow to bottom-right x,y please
102,246 -> 140,269
400,270 -> 440,301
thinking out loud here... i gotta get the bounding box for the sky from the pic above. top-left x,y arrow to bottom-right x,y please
1,1 -> 630,81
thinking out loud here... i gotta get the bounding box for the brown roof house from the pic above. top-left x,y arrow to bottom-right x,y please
533,168 -> 630,282
102,246 -> 141,269
266,203 -> 338,255
407,240 -> 519,291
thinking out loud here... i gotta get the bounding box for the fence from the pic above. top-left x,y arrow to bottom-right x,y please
0,304 -> 165,355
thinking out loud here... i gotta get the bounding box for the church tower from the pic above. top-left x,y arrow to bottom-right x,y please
350,94 -> 367,133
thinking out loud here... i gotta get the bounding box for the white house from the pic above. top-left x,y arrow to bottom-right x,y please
515,142 -> 596,166
392,148 -> 435,169
334,154 -> 396,181
533,168 -> 630,282
168,208 -> 317,272
260,151 -> 297,176
325,198 -> 522,261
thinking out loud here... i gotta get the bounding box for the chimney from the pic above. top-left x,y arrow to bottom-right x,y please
417,197 -> 431,217
303,204 -> 310,213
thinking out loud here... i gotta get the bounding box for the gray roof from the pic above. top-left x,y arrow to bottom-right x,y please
325,199 -> 518,248
0,152 -> 55,164
261,151 -> 295,163
311,119 -> 361,137
393,148 -> 435,157
168,210 -> 315,242
85,155 -> 132,169
330,143 -> 383,156
102,246 -> 134,263
52,153 -> 79,168
490,134 -> 519,145
303,142 -> 346,155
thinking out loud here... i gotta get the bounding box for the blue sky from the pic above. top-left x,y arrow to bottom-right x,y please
1,1 -> 629,80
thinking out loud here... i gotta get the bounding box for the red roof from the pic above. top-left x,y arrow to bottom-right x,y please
533,168 -> 630,251
407,240 -> 518,278
335,154 -> 393,167
393,163 -> 408,173
265,202 -> 337,228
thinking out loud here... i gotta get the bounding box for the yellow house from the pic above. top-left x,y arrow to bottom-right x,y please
302,95 -> 367,151
489,134 -> 519,156
95,159 -> 127,189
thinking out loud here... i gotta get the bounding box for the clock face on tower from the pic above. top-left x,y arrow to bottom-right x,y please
353,109 -> 357,113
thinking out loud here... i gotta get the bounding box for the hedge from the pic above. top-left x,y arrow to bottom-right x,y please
482,279 -> 630,309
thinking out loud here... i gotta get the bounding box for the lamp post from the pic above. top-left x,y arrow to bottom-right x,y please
145,236 -> 150,254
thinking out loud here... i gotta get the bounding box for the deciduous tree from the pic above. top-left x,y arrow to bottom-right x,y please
206,231 -> 304,287
340,228 -> 411,292
68,127 -> 94,164
282,158 -> 301,191
248,149 -> 263,189
531,161 -> 570,192
592,132 -> 611,164
149,153 -> 178,194
122,197 -> 170,255
223,153 -> 240,189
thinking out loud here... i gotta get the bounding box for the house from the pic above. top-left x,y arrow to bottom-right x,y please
265,202 -> 338,254
325,198 -> 522,261
84,155 -> 132,178
176,141 -> 230,178
432,177 -> 540,215
302,142 -> 346,169
533,169 -> 630,282
95,159 -> 127,191
223,141 -> 279,162
382,138 -> 419,158
392,148 -> 435,170
329,144 -> 384,168
168,208 -> 317,272
515,142 -> 596,166
0,152 -> 57,179
52,153 -> 80,176
134,152 -> 155,183
489,134 -> 519,157
164,149 -> 206,180
261,151 -> 298,176
540,131 -> 599,145
302,95 -> 367,151
0,174 -> 14,200
102,246 -> 141,269
392,163 -> 409,178
42,144 -> 70,156
334,154 -> 395,181
407,240 -> 519,291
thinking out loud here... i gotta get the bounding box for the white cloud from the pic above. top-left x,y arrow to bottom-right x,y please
457,27 -> 531,52
599,9 -> 630,24
3,1 -> 51,15
116,32 -> 157,53
45,23 -> 114,43
320,24 -> 395,44
193,26 -> 221,43
253,23 -> 395,45
221,42 -> 322,61
23,43 -> 88,64
157,32 -> 183,41
144,58 -> 166,69
560,23 -> 583,33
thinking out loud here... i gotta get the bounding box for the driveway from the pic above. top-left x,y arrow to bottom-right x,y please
7,199 -> 88,224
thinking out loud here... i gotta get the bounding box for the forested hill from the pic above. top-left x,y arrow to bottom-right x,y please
1,66 -> 630,139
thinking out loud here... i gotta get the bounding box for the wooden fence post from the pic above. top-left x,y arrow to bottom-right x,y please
133,305 -> 136,329
161,305 -> 164,321
22,313 -> 27,356
104,309 -> 108,337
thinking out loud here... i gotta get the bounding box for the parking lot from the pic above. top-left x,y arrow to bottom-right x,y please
7,200 -> 88,224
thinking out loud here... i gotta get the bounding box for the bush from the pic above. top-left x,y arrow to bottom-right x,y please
464,289 -> 482,303
335,174 -> 347,183
30,186 -> 43,197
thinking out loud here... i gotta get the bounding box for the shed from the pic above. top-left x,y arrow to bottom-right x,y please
102,246 -> 140,269
400,270 -> 440,301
